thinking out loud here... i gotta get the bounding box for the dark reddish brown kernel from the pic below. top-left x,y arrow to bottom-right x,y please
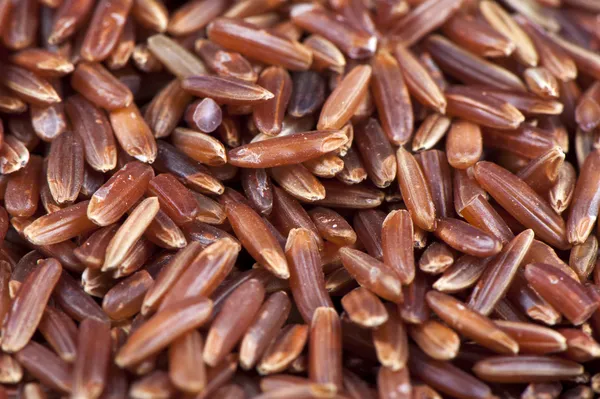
80,0 -> 133,62
229,131 -> 348,168
524,263 -> 598,325
207,18 -> 313,71
65,95 -> 117,173
370,50 -> 413,145
71,62 -> 133,111
286,228 -> 333,323
396,147 -> 436,231
147,174 -> 199,226
1,259 -> 62,353
87,161 -> 154,226
474,161 -> 570,250
434,217 -> 503,258
5,155 -> 42,218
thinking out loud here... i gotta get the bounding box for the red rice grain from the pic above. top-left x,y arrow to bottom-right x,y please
0,1 -> 599,397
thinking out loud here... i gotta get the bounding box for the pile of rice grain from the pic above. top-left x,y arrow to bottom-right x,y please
1,0 -> 600,398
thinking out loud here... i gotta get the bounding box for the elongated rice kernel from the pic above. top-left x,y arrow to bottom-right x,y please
115,296 -> 213,368
1,259 -> 62,353
204,279 -> 265,367
372,304 -> 409,372
473,356 -> 584,383
524,263 -> 598,325
426,291 -> 519,354
71,62 -> 133,110
208,18 -> 313,71
239,291 -> 291,370
396,147 -> 436,231
87,161 -> 154,226
71,318 -> 111,399
309,307 -> 342,394
468,229 -> 534,315
318,65 -> 372,130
